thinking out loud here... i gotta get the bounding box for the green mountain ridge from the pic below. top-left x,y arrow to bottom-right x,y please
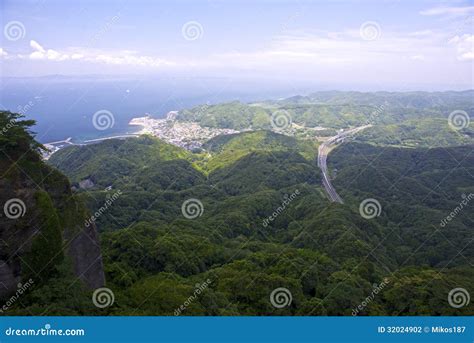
3,90 -> 473,316
177,91 -> 474,131
45,125 -> 473,315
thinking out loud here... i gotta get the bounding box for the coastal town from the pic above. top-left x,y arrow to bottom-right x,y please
129,111 -> 239,151
41,111 -> 239,159
41,109 -> 337,160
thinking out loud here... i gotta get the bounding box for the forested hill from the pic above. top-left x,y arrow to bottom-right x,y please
0,111 -> 104,310
44,127 -> 474,315
177,90 -> 474,131
2,89 -> 473,315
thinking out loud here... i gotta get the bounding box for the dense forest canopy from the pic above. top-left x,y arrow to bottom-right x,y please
1,90 -> 473,316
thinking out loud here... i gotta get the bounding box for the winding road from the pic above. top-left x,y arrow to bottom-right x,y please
317,125 -> 372,204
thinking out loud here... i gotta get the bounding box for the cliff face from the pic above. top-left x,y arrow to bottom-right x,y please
0,156 -> 105,297
0,111 -> 104,298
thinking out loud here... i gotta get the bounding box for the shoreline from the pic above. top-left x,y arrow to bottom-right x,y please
43,111 -> 183,159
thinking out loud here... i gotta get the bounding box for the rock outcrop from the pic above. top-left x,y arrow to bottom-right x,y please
0,111 -> 105,298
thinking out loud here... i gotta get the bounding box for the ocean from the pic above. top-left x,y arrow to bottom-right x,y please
0,75 -> 305,143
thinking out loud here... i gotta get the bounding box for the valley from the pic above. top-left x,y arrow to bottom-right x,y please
317,125 -> 372,203
1,90 -> 473,316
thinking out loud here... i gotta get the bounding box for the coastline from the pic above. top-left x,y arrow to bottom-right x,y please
42,110 -> 189,159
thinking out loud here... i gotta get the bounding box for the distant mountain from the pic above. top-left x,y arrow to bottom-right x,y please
177,91 -> 474,133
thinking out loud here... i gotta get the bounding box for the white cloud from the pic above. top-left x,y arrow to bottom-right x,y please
410,55 -> 425,61
460,51 -> 474,60
448,34 -> 474,61
213,28 -> 446,68
29,40 -> 70,61
420,6 -> 474,16
0,48 -> 8,57
22,41 -> 176,67
71,53 -> 84,60
5,26 -> 471,77
93,53 -> 175,67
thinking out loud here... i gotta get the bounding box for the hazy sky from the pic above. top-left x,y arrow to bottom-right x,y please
1,0 -> 473,89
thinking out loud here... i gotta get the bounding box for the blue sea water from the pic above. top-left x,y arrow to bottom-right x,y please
1,75 -> 463,144
0,75 -> 305,143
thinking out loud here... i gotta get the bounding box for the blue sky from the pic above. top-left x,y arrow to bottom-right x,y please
1,0 -> 473,89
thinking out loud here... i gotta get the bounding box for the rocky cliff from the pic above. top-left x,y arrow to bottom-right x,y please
0,111 -> 104,298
